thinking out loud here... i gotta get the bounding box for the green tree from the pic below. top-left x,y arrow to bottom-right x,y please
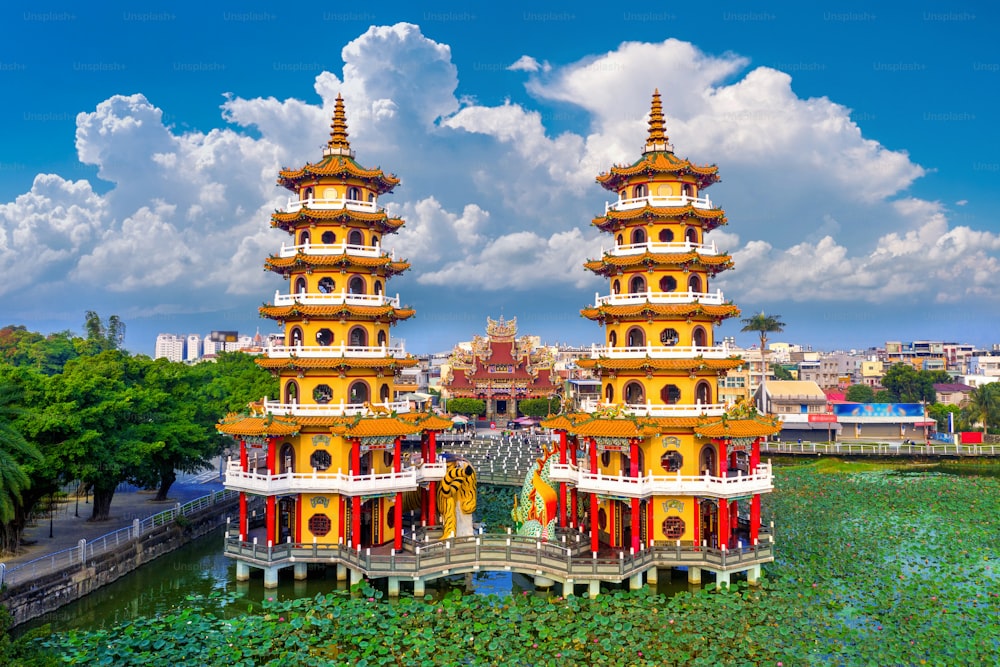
518,396 -> 562,417
873,389 -> 893,402
772,364 -> 794,381
446,398 -> 486,417
79,311 -> 126,355
927,402 -> 962,432
880,364 -> 936,403
740,311 -> 785,411
199,351 -> 279,414
960,383 -> 1000,433
845,384 -> 875,403
0,376 -> 44,545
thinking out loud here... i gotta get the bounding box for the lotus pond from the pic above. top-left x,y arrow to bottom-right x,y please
16,461 -> 1000,665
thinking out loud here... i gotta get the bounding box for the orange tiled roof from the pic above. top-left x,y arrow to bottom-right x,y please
277,156 -> 400,193
399,412 -> 455,431
540,411 -> 707,437
594,205 -> 726,226
580,303 -> 740,321
265,255 -> 410,275
216,413 -> 300,437
255,356 -> 418,371
331,416 -> 421,438
259,304 -> 416,322
584,252 -> 733,276
271,209 -> 405,232
578,357 -> 744,372
694,416 -> 782,438
596,152 -> 720,191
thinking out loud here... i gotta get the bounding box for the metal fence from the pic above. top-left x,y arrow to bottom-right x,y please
0,489 -> 237,589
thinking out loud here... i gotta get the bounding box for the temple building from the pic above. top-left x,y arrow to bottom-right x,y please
441,316 -> 563,422
216,96 -> 451,588
543,91 -> 780,588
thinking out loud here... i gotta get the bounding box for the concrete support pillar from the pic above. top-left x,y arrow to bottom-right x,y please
747,564 -> 762,586
534,575 -> 555,589
629,571 -> 643,590
414,577 -> 425,597
349,568 -> 363,586
716,570 -> 731,589
293,562 -> 308,580
336,563 -> 347,581
388,577 -> 400,597
236,561 -> 251,581
646,566 -> 658,584
688,566 -> 702,585
588,580 -> 601,598
563,580 -> 574,597
263,566 -> 280,589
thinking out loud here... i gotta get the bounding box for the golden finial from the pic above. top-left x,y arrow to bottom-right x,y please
325,94 -> 352,156
644,89 -> 671,153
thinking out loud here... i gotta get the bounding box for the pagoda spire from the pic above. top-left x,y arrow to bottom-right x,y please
643,89 -> 671,154
324,94 -> 353,157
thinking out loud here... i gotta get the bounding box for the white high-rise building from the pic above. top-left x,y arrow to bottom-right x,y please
154,334 -> 186,362
186,334 -> 202,362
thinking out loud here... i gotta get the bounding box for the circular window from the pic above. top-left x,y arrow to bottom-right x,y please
661,385 -> 681,404
321,231 -> 336,244
313,384 -> 333,404
660,328 -> 679,346
661,451 -> 683,473
659,276 -> 677,292
310,450 -> 332,470
318,277 -> 335,293
659,228 -> 674,242
309,513 -> 331,537
661,516 -> 685,540
315,328 -> 333,346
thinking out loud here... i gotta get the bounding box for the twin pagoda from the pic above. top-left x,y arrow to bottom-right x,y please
218,91 -> 779,593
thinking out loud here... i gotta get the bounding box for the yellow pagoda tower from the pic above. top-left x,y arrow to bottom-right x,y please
217,95 -> 451,589
544,90 -> 780,588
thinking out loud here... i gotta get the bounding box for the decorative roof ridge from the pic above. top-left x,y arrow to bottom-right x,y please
643,89 -> 672,154
324,93 -> 353,157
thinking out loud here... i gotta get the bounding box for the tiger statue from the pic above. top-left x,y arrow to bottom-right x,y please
511,443 -> 558,541
437,457 -> 477,540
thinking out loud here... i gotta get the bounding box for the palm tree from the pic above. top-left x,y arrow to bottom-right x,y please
740,311 -> 785,413
0,383 -> 43,528
961,383 -> 1000,433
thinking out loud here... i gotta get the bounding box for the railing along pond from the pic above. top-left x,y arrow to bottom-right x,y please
760,441 -> 1000,457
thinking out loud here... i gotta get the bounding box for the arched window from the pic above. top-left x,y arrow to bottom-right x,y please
682,183 -> 694,198
348,229 -> 364,245
374,280 -> 383,295
284,380 -> 299,404
700,445 -> 717,476
632,184 -> 648,199
299,230 -> 310,246
616,234 -> 624,247
368,193 -> 375,202
302,186 -> 314,201
321,231 -> 336,244
659,228 -> 674,242
279,442 -> 294,474
371,234 -> 379,247
349,380 -> 370,404
377,330 -> 388,347
688,275 -> 702,293
661,385 -> 681,404
289,327 -> 303,347
608,331 -> 617,348
626,327 -> 645,347
380,384 -> 390,402
605,383 -> 615,403
348,276 -> 365,294
685,227 -> 698,244
612,279 -> 621,294
659,276 -> 677,292
347,186 -> 361,201
624,381 -> 645,404
692,327 -> 707,348
349,327 -> 368,347
315,328 -> 333,346
696,381 -> 712,405
629,275 -> 646,294
318,277 -> 335,293
294,277 -> 307,294
630,228 -> 646,245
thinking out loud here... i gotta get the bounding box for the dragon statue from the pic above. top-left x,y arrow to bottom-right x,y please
437,456 -> 477,540
511,443 -> 559,541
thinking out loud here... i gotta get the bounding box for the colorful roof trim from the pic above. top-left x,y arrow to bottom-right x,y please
264,255 -> 410,275
596,152 -> 720,192
584,252 -> 733,276
330,416 -> 421,438
254,356 -> 419,371
580,303 -> 740,321
578,357 -> 744,372
259,304 -> 416,322
270,209 -> 405,231
216,412 -> 300,437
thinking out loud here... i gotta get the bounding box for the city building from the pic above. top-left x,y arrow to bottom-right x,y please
933,383 -> 974,407
440,316 -> 563,422
756,380 -> 839,442
885,341 -> 947,372
543,91 -> 780,588
186,334 -> 202,362
154,333 -> 186,362
217,97 -> 452,588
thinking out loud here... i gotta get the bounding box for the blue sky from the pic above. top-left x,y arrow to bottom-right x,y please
1,2 -> 998,356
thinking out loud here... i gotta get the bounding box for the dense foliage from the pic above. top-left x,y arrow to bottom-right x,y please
446,398 -> 486,417
18,462 -> 999,665
516,397 -> 560,418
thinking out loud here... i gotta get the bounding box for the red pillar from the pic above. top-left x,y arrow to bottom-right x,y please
630,439 -> 640,552
590,492 -> 599,553
570,488 -> 578,528
717,499 -> 728,549
428,431 -> 438,525
394,491 -> 403,550
266,437 -> 277,475
750,437 -> 761,471
558,430 -> 568,528
350,438 -> 361,548
646,499 -> 653,548
239,438 -> 248,472
750,495 -> 761,543
294,496 -> 302,543
239,492 -> 247,540
692,497 -> 700,549
718,439 -> 728,476
730,500 -> 739,546
266,495 -> 276,546
339,496 -> 346,544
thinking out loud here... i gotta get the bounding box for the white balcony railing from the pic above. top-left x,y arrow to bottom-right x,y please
589,342 -> 733,359
604,240 -> 719,257
284,196 -> 381,214
578,399 -> 728,417
276,242 -> 395,260
224,460 -> 447,496
605,194 -> 713,213
262,399 -> 410,417
594,290 -> 725,307
549,463 -> 772,499
265,343 -> 407,359
271,291 -> 401,308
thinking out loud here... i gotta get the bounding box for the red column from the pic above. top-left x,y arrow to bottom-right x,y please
629,439 -> 640,552
294,496 -> 302,543
590,492 -> 599,553
717,499 -> 728,549
266,437 -> 277,475
351,438 -> 360,475
393,437 -> 402,473
428,431 -> 437,463
339,496 -> 346,544
646,500 -> 653,549
427,431 -> 437,525
352,496 -> 361,549
558,430 -> 568,528
394,491 -> 403,550
718,439 -> 728,476
239,439 -> 248,472
266,495 -> 276,547
570,488 -> 578,528
750,437 -> 761,471
692,497 -> 700,549
730,500 -> 739,546
239,492 -> 247,540
750,494 -> 761,543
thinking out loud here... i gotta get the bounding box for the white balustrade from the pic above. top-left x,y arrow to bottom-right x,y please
276,242 -> 395,260
262,399 -> 409,416
284,196 -> 380,214
272,290 -> 401,308
604,240 -> 718,257
265,343 -> 407,359
605,194 -> 713,213
589,342 -> 733,359
594,290 -> 725,307
549,463 -> 773,499
578,399 -> 728,417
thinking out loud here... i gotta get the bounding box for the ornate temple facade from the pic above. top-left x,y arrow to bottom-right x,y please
217,96 -> 451,588
441,316 -> 562,422
543,91 -> 780,587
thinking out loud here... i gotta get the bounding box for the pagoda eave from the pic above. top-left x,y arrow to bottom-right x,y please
255,356 -> 419,371
583,253 -> 733,276
580,303 -> 740,321
277,157 -> 400,193
259,305 -> 416,322
578,357 -> 744,372
593,206 -> 727,227
216,413 -> 300,438
596,153 -> 720,191
271,209 -> 405,231
264,256 -> 410,275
